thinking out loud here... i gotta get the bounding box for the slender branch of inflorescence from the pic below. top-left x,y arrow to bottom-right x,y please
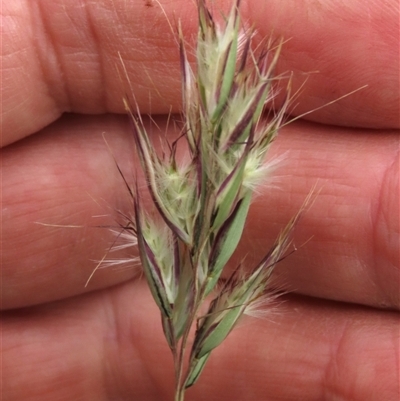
122,1 -> 296,400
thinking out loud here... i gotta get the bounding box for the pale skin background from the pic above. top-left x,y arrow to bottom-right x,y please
1,0 -> 399,400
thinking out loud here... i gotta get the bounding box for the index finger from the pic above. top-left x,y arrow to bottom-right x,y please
1,0 -> 399,146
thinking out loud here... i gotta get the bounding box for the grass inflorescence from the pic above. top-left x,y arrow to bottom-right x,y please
122,1 -> 296,399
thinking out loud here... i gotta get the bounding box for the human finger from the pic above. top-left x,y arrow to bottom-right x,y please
2,281 -> 399,401
2,114 -> 398,309
2,0 -> 398,146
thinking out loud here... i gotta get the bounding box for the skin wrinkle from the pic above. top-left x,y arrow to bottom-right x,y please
393,326 -> 400,396
248,0 -> 399,128
126,298 -> 170,401
102,291 -> 129,401
319,305 -> 399,401
272,130 -> 372,292
84,1 -> 107,112
31,0 -> 71,114
116,1 -> 185,109
33,1 -> 102,113
4,306 -> 91,400
350,1 -> 398,124
97,2 -> 180,113
322,316 -> 351,401
333,133 -> 397,307
102,284 -> 161,400
1,4 -> 52,143
372,148 -> 400,308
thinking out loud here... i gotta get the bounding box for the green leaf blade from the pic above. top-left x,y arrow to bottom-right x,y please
205,191 -> 252,295
184,353 -> 211,389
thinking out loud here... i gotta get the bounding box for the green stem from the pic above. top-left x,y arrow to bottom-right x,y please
174,343 -> 185,401
174,385 -> 185,401
173,280 -> 205,401
173,303 -> 195,401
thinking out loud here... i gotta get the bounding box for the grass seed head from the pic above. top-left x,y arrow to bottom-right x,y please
121,1 -> 295,399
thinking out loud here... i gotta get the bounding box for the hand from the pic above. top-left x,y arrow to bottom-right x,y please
2,1 -> 399,400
